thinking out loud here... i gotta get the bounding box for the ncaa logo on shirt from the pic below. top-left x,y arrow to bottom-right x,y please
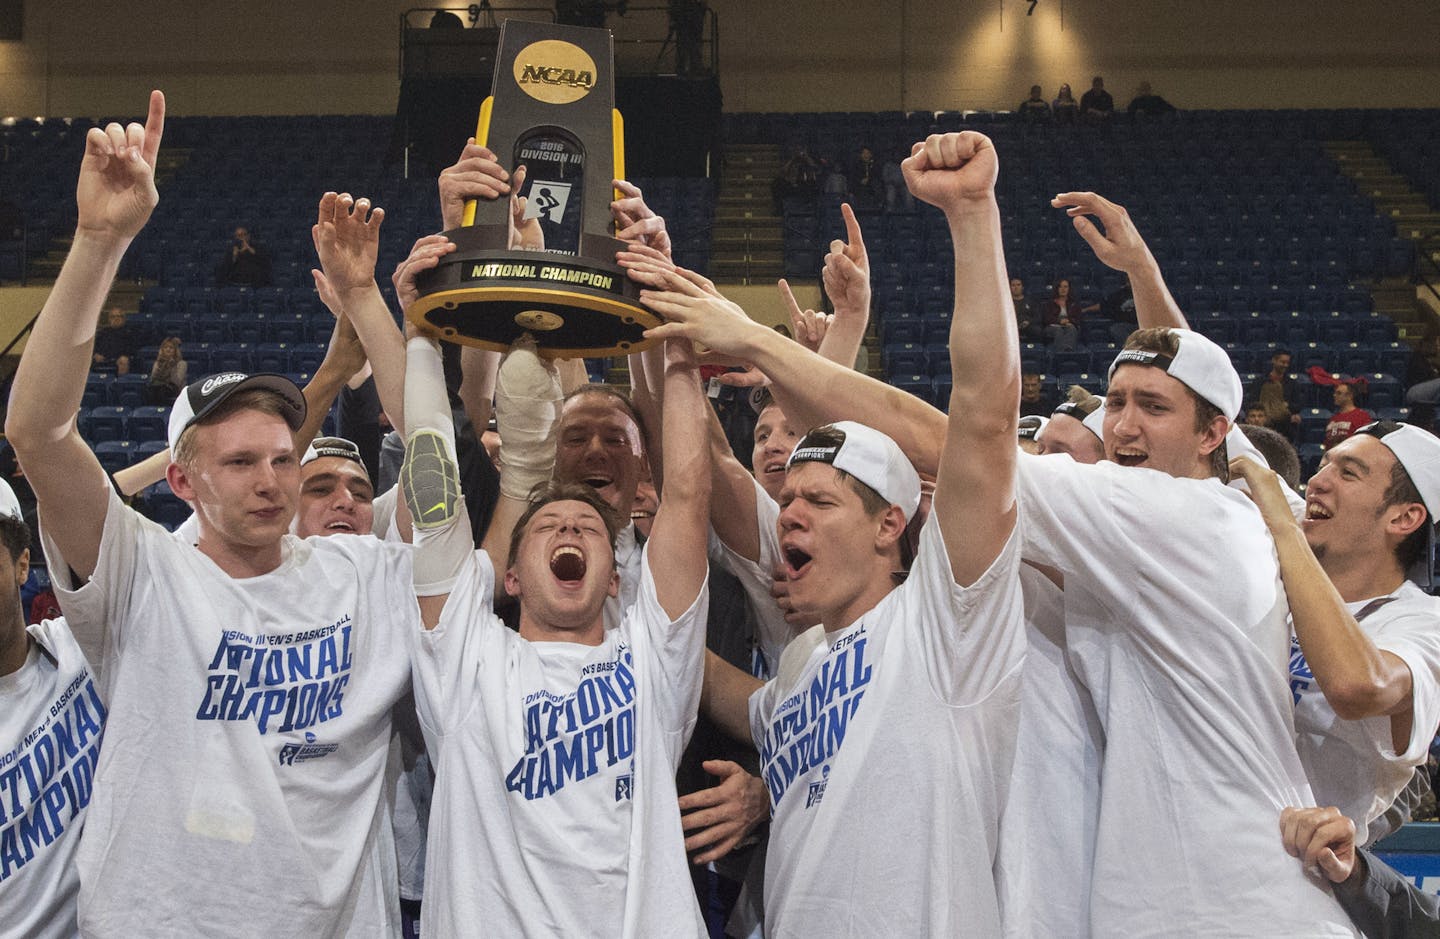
278,734 -> 341,766
805,765 -> 831,809
614,775 -> 633,802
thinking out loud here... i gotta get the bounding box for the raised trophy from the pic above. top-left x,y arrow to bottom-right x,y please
407,20 -> 659,357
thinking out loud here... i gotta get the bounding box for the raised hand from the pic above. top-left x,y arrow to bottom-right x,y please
778,279 -> 832,353
391,234 -> 458,313
901,131 -> 998,213
1051,191 -> 1156,274
439,138 -> 511,229
1228,455 -> 1298,533
312,192 -> 384,291
76,90 -> 165,243
636,267 -> 758,356
677,760 -> 770,865
507,164 -> 544,251
822,203 -> 871,318
611,179 -> 673,259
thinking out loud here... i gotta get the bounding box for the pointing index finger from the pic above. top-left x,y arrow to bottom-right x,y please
141,90 -> 166,168
840,202 -> 865,251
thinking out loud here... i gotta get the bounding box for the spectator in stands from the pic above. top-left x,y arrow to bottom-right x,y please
91,306 -> 136,372
771,145 -> 819,213
1324,381 -> 1373,449
1043,278 -> 1095,349
1079,75 -> 1114,122
882,149 -> 913,213
1017,84 -> 1051,122
1052,83 -> 1079,124
1020,372 -> 1054,417
1244,402 -> 1269,427
214,224 -> 271,286
145,335 -> 187,405
1252,349 -> 1302,439
847,145 -> 883,208
1127,81 -> 1176,118
1011,277 -> 1044,340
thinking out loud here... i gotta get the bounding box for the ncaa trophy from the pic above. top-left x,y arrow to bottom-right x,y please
407,20 -> 659,357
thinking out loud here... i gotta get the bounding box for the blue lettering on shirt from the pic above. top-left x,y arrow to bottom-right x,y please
1289,635 -> 1315,706
504,648 -> 637,801
194,617 -> 355,735
758,629 -> 874,810
0,675 -> 106,881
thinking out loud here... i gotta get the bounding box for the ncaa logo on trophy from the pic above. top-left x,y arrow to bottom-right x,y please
407,21 -> 660,357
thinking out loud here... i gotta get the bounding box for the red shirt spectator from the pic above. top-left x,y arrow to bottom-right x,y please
1323,382 -> 1373,449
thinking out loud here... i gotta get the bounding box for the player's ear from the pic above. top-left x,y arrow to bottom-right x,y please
504,566 -> 523,599
874,504 -> 907,551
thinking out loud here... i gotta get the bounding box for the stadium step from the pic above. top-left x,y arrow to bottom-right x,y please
711,143 -> 786,284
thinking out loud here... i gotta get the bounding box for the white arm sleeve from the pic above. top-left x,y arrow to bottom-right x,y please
403,336 -> 473,595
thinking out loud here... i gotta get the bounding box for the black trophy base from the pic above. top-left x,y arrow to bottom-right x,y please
408,229 -> 660,358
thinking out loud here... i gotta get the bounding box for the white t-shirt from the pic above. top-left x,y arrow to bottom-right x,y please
708,475 -> 793,677
1291,580 -> 1440,846
748,511 -> 1024,938
44,489 -> 417,938
0,619 -> 103,939
411,544 -> 708,938
1016,452 -> 1357,937
602,522 -> 644,630
996,561 -> 1104,938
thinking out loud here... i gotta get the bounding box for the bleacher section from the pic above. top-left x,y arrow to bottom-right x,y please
0,114 -> 715,528
726,108 -> 1430,486
4,107 -> 1439,512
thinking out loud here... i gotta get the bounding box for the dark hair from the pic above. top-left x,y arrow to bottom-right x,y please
0,515 -> 29,564
1122,328 -> 1230,481
1383,458 -> 1430,570
506,480 -> 624,570
1239,424 -> 1301,492
562,384 -> 649,450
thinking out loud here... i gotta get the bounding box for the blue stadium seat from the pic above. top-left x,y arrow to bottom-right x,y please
109,374 -> 148,407
883,343 -> 927,375
127,405 -> 170,443
82,375 -> 109,409
1297,443 -> 1324,483
94,440 -> 138,476
1297,408 -> 1331,445
1361,374 -> 1403,409
86,406 -> 130,444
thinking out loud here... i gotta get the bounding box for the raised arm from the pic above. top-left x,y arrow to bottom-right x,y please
5,91 -> 165,579
1231,457 -> 1415,725
480,340 -> 562,570
816,202 -> 871,369
903,132 -> 1017,583
1052,191 -> 1188,330
707,404 -> 762,562
312,192 -> 408,433
294,302 -> 368,450
625,266 -> 948,479
644,338 -> 711,619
